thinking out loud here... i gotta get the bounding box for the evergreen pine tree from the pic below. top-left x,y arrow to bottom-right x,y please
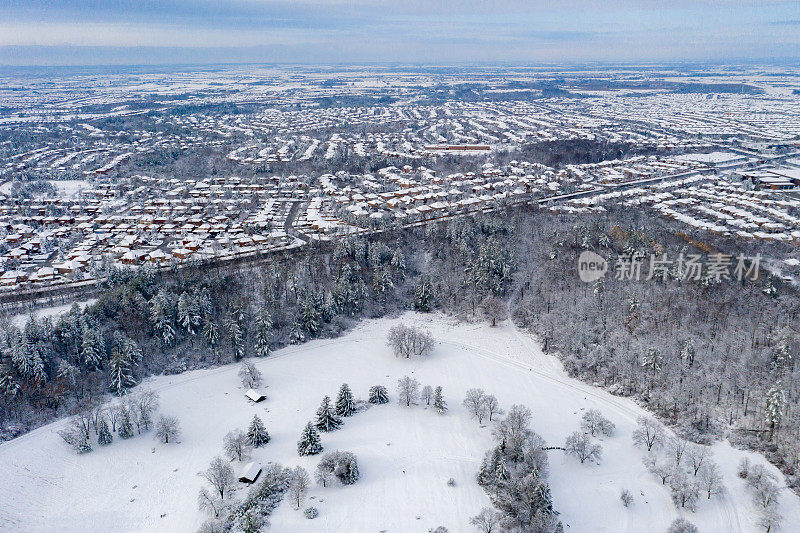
80,325 -> 104,369
203,320 -> 219,354
12,340 -> 46,386
98,418 -> 113,445
254,310 -> 272,358
177,292 -> 195,335
150,290 -> 175,346
433,386 -> 447,414
414,278 -> 433,312
246,414 -> 270,447
315,395 -> 342,432
477,446 -> 503,487
75,431 -> 93,454
108,347 -> 135,396
228,317 -> 245,360
368,385 -> 389,404
297,422 -> 323,456
335,383 -> 356,417
765,382 -> 787,439
118,409 -> 134,439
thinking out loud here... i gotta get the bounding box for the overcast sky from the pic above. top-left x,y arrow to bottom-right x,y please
1,0 -> 798,65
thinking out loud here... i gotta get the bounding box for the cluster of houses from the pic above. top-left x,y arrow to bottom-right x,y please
564,155 -> 710,186
304,161 -> 561,232
0,175 -> 303,291
736,167 -> 800,190
571,172 -> 800,244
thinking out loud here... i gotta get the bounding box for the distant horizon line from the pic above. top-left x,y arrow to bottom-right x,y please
1,59 -> 799,69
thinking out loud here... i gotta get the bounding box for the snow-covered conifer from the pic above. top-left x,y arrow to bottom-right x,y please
764,382 -> 787,439
254,309 -> 272,358
97,417 -> 113,446
433,386 -> 447,414
118,408 -> 135,439
297,422 -> 323,456
315,395 -> 342,432
80,324 -> 104,369
246,414 -> 270,447
335,383 -> 356,417
368,385 -> 389,404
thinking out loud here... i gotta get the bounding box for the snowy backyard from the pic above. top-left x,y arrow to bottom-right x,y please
0,313 -> 797,532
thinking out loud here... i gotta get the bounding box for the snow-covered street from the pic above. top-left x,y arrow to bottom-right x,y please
0,313 -> 797,532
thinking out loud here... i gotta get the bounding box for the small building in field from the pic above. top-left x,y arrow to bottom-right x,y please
238,462 -> 262,484
245,389 -> 266,403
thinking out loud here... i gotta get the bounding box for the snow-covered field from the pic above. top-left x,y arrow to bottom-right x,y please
9,299 -> 97,329
49,179 -> 89,198
0,313 -> 798,532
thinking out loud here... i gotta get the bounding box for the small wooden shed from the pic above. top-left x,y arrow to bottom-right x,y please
238,462 -> 262,484
245,389 -> 266,403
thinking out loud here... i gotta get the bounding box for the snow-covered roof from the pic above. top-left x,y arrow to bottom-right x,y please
238,462 -> 262,483
245,389 -> 266,402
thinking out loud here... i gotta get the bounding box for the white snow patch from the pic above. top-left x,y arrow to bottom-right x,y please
0,313 -> 797,532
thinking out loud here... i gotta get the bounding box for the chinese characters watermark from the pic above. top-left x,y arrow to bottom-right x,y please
578,251 -> 761,283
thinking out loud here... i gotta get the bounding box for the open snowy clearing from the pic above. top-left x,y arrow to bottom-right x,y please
9,299 -> 98,329
48,180 -> 90,198
0,313 -> 798,532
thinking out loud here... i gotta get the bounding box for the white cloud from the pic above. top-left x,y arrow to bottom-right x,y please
0,21 -> 322,48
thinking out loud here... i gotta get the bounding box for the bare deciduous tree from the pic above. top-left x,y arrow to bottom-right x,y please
387,324 -> 434,358
421,385 -> 434,406
564,431 -> 602,464
470,507 -> 502,532
632,417 -> 664,452
643,454 -> 675,485
686,444 -> 710,476
669,469 -> 699,510
238,360 -> 263,389
155,414 -> 181,444
396,376 -> 420,407
698,462 -> 723,499
581,409 -> 615,436
666,437 -> 688,466
198,487 -> 223,518
288,466 -> 311,509
480,296 -> 507,327
485,394 -> 504,422
201,456 -> 236,500
463,388 -> 489,424
223,429 -> 251,461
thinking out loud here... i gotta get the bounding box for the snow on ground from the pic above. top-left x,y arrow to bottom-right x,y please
49,180 -> 89,198
9,299 -> 97,329
0,313 -> 798,532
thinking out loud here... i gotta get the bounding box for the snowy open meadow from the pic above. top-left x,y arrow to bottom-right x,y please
0,313 -> 798,532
